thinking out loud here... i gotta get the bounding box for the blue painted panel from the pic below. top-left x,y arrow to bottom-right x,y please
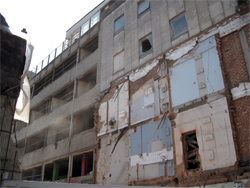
179,36 -> 216,64
202,47 -> 225,94
159,162 -> 165,176
131,96 -> 154,124
167,160 -> 175,176
194,36 -> 216,56
130,119 -> 172,154
170,58 -> 200,107
142,123 -> 153,153
130,126 -> 142,156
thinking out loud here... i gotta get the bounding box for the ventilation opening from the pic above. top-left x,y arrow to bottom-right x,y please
183,131 -> 200,170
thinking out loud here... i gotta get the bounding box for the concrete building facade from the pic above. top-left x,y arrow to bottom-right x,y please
12,0 -> 249,187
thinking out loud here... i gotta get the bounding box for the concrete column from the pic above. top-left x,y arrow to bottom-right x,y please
67,155 -> 73,183
41,163 -> 45,181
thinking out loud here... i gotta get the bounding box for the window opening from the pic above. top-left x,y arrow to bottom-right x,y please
54,53 -> 77,81
22,166 -> 42,181
80,36 -> 98,61
72,151 -> 93,179
170,13 -> 188,39
138,0 -> 150,15
114,15 -> 124,34
90,11 -> 100,27
77,69 -> 97,96
80,21 -> 90,36
25,131 -> 45,153
47,117 -> 70,145
183,132 -> 200,170
33,72 -> 53,96
73,106 -> 95,135
30,99 -> 51,123
140,34 -> 153,58
52,83 -> 74,110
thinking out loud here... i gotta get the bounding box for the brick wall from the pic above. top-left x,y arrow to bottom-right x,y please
220,30 -> 250,164
220,31 -> 249,88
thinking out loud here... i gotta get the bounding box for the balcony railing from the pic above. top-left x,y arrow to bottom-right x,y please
30,11 -> 100,78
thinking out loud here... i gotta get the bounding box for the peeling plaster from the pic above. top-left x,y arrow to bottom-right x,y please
166,40 -> 197,61
130,147 -> 174,166
129,59 -> 159,82
231,82 -> 250,100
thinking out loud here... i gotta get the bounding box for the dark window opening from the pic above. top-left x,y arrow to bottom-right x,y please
33,72 -> 53,96
140,34 -> 153,58
22,166 -> 42,181
44,158 -> 69,181
44,163 -> 53,181
47,117 -> 70,145
52,83 -> 74,110
80,36 -> 98,61
17,140 -> 25,157
183,131 -> 200,170
138,0 -> 150,15
72,151 -> 93,178
30,99 -> 51,123
54,53 -> 77,81
73,106 -> 95,135
170,13 -> 188,39
25,131 -> 45,153
114,15 -> 124,34
77,69 -> 97,97
13,120 -> 27,132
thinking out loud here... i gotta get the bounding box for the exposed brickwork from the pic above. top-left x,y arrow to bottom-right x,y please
233,97 -> 250,163
243,24 -> 250,49
220,31 -> 249,88
218,30 -> 250,164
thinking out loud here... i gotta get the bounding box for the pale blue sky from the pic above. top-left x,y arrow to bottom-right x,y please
1,0 -> 103,70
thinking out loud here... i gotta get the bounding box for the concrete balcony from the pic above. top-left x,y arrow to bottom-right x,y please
20,128 -> 96,169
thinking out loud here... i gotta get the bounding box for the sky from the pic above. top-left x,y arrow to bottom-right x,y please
1,0 -> 103,71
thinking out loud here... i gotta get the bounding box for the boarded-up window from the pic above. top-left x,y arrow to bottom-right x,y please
113,51 -> 124,73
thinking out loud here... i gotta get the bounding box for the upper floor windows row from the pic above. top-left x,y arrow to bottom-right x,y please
80,11 -> 100,37
113,1 -> 188,40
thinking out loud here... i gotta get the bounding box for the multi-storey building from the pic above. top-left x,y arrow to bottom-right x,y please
13,0 -> 249,187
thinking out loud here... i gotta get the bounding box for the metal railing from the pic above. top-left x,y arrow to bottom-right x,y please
30,11 -> 100,78
30,40 -> 70,75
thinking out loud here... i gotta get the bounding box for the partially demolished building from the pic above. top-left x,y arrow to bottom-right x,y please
13,0 -> 249,187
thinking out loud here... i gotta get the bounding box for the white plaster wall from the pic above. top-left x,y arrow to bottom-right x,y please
174,97 -> 236,171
